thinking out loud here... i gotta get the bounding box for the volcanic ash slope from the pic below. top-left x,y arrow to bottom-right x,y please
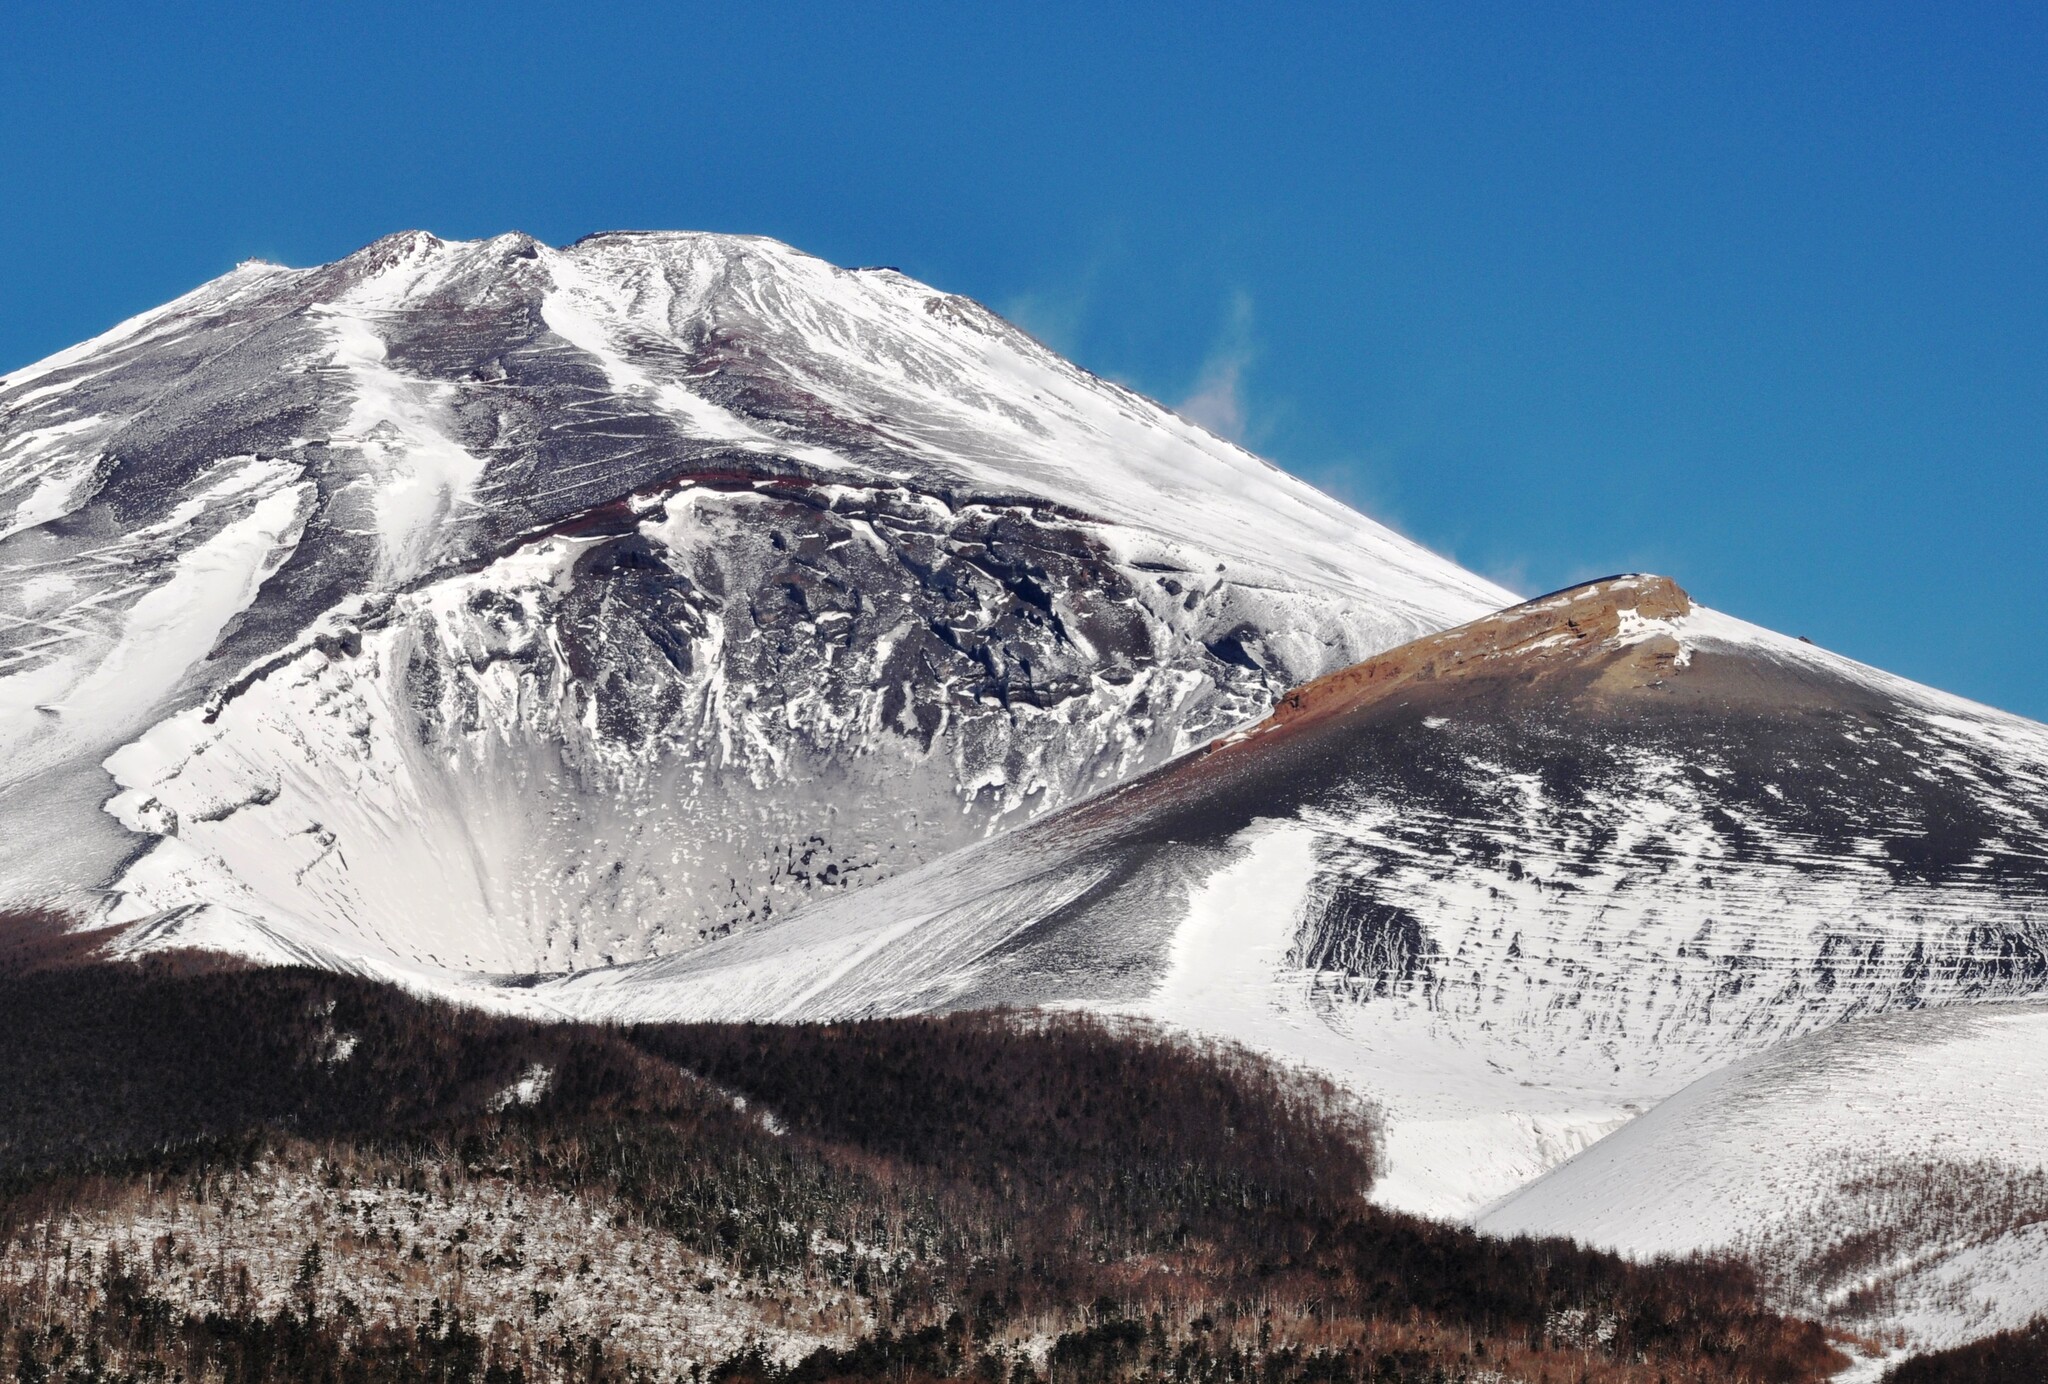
1481,1001 -> 2048,1360
543,575 -> 2048,1218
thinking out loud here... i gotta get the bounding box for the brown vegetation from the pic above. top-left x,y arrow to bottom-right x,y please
1737,1152 -> 2048,1333
0,907 -> 118,976
1884,1315 -> 2048,1381
0,914 -> 1843,1384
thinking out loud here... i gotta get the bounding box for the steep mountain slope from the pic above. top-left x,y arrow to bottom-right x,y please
1479,1001 -> 2048,1362
0,230 -> 1508,966
537,576 -> 2048,1217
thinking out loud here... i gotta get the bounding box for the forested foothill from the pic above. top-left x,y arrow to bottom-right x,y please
0,910 -> 1858,1383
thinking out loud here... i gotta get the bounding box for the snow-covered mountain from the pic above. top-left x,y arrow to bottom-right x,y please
0,230 -> 1509,967
16,230 -> 2048,1360
1478,999 -> 2048,1365
536,575 -> 2048,1218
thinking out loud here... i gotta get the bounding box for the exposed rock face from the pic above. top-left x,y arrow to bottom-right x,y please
0,230 -> 1508,967
545,575 -> 2048,1214
1263,573 -> 1696,731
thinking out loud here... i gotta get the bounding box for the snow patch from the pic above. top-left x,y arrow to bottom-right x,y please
489,1063 -> 553,1110
315,306 -> 486,582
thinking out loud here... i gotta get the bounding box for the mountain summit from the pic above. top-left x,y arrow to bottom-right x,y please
0,230 -> 1506,966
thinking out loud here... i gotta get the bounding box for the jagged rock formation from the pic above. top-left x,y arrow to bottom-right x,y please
0,230 -> 1508,968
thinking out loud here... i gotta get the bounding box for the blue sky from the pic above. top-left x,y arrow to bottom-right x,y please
4,3 -> 2043,715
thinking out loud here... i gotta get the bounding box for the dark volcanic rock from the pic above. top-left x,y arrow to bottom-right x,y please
0,230 -> 1506,967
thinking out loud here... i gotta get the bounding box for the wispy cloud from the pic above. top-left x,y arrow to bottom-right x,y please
997,235 -> 1123,358
1480,557 -> 1534,599
1178,291 -> 1256,442
1000,285 -> 1093,358
1290,452 -> 1401,525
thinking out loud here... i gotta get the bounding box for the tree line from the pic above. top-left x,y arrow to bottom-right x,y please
0,911 -> 1847,1383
